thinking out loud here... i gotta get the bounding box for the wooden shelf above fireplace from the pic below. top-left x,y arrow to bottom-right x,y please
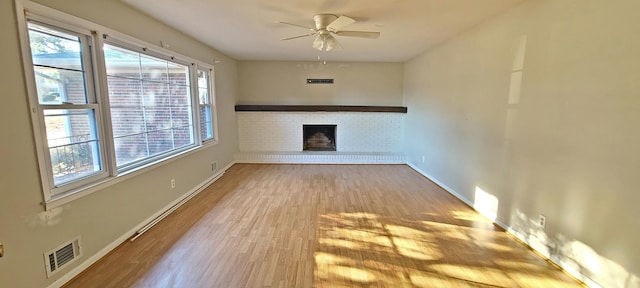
235,105 -> 407,113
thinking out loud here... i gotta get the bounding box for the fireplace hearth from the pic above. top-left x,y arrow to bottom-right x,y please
303,125 -> 336,151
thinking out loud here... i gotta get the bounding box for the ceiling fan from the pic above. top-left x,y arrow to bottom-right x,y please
277,14 -> 380,51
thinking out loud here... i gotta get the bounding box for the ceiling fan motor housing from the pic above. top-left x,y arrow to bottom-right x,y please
313,14 -> 338,30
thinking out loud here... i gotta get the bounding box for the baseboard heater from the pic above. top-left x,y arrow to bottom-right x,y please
129,171 -> 225,242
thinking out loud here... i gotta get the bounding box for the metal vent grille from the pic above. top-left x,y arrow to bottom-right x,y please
44,237 -> 81,278
306,78 -> 334,84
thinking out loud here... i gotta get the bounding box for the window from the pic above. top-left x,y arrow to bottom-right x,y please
27,22 -> 107,193
18,3 -> 218,206
197,68 -> 216,142
103,44 -> 195,169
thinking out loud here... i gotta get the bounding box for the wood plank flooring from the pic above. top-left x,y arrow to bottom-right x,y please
64,164 -> 583,288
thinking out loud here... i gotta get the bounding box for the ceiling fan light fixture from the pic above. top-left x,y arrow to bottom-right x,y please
325,36 -> 338,51
279,14 -> 379,52
312,34 -> 324,51
311,34 -> 338,51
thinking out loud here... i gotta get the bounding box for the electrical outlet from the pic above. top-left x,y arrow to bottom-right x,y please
538,214 -> 546,229
170,179 -> 175,189
422,155 -> 426,163
211,161 -> 218,171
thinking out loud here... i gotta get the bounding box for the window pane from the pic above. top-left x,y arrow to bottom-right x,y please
171,106 -> 192,129
145,107 -> 172,132
198,88 -> 209,105
168,62 -> 189,86
113,133 -> 148,166
104,46 -> 140,78
171,84 -> 190,106
174,126 -> 193,147
110,107 -> 145,137
197,70 -> 208,90
199,105 -> 213,140
147,129 -> 173,155
197,69 -> 213,141
44,109 -> 102,186
105,44 -> 194,168
107,76 -> 142,106
29,24 -> 88,105
29,27 -> 82,71
142,82 -> 169,106
140,55 -> 167,83
34,66 -> 87,104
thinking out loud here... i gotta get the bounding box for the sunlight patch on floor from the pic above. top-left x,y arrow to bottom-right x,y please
392,237 -> 441,260
325,227 -> 393,248
450,210 -> 492,223
318,238 -> 367,250
314,252 -> 354,266
331,266 -> 377,283
339,212 -> 379,220
314,208 -> 582,287
431,263 -> 509,287
478,241 -> 514,252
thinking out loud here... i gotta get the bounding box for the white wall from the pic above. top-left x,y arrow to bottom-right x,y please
403,0 -> 639,287
0,0 -> 238,287
238,61 -> 404,106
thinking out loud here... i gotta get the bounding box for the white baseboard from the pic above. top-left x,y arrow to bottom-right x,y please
235,151 -> 405,164
405,162 -> 600,288
48,161 -> 235,288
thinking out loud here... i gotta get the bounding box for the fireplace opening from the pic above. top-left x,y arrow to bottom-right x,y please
303,125 -> 336,151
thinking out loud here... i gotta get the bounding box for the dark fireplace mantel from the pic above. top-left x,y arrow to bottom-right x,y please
235,105 -> 407,113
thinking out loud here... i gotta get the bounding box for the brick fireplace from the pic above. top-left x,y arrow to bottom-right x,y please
235,106 -> 406,164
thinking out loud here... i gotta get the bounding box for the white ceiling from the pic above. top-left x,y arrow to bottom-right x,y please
123,0 -> 524,62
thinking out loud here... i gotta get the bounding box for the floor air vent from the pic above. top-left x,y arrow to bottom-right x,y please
44,237 -> 81,278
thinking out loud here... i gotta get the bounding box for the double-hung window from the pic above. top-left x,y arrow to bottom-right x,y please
27,21 -> 108,195
197,68 -> 216,143
19,2 -> 218,207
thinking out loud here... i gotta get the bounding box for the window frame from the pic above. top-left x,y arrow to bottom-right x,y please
100,38 -> 199,173
196,66 -> 219,144
16,0 -> 219,209
22,16 -> 112,198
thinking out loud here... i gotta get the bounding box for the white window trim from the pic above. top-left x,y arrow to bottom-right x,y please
195,64 -> 219,145
16,0 -> 220,210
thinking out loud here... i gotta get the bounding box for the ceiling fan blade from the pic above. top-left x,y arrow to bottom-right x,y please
334,30 -> 380,39
276,21 -> 315,32
326,15 -> 355,32
281,33 -> 316,41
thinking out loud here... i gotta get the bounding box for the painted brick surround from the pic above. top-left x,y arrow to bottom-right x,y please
236,112 -> 405,164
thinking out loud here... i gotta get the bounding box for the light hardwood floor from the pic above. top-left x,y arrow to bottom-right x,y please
64,164 -> 583,287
